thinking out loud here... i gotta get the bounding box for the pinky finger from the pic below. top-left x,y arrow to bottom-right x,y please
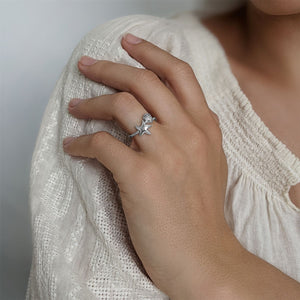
63,131 -> 140,181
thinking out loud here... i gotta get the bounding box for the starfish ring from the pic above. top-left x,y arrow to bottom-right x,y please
129,113 -> 157,138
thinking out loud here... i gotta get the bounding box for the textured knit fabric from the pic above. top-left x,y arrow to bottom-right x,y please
26,10 -> 300,300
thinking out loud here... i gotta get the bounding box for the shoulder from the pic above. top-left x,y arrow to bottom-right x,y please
86,14 -> 178,39
70,13 -> 191,63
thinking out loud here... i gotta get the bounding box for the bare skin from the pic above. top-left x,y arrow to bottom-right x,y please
62,4 -> 300,297
202,1 -> 300,208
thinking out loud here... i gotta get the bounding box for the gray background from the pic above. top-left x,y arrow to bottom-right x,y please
0,0 -> 244,299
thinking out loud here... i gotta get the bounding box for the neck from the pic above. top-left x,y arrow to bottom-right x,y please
243,2 -> 300,86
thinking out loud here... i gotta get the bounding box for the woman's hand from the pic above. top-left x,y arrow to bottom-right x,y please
63,33 -> 245,299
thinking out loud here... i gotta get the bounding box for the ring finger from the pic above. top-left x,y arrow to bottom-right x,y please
68,92 -> 163,152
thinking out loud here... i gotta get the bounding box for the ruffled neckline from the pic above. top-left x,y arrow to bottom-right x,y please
176,10 -> 300,212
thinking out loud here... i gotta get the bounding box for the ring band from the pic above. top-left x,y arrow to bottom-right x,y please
129,113 -> 157,138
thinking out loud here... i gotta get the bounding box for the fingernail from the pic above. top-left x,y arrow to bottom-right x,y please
79,56 -> 97,66
69,98 -> 84,107
124,33 -> 142,44
63,137 -> 75,146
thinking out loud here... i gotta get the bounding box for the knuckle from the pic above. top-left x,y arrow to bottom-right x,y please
113,92 -> 136,111
170,60 -> 193,77
187,128 -> 210,154
137,69 -> 160,85
184,118 -> 224,157
90,131 -> 107,148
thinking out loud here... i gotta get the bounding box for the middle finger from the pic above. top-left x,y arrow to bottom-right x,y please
78,58 -> 186,125
68,92 -> 164,152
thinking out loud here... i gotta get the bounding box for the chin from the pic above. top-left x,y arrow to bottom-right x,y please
249,0 -> 300,15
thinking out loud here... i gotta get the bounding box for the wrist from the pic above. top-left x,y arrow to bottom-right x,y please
165,230 -> 246,300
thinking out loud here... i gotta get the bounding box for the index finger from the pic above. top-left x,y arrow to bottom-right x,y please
121,33 -> 214,125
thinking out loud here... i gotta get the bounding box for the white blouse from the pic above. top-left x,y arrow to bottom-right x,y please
26,10 -> 300,299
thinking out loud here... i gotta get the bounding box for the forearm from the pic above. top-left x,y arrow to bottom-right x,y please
219,249 -> 300,300
166,232 -> 300,300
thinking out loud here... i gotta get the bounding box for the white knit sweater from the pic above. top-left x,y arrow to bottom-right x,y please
26,10 -> 300,299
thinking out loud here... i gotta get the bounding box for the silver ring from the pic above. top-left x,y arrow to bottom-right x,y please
129,113 -> 157,138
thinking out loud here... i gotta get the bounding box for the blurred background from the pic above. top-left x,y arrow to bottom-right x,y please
0,0 -> 244,299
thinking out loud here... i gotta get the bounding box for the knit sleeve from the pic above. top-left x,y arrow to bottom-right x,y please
26,14 -> 189,300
